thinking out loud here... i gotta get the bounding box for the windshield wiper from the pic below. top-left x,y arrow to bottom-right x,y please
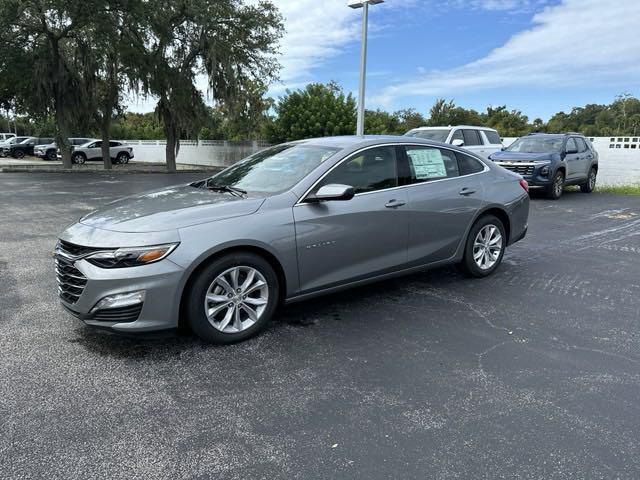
205,182 -> 247,197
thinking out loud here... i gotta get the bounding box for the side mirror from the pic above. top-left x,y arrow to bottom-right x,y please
451,139 -> 464,147
308,184 -> 355,202
501,147 -> 506,151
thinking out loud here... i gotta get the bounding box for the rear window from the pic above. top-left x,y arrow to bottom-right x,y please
484,131 -> 502,145
457,153 -> 485,175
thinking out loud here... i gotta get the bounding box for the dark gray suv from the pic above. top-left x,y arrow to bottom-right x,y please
489,133 -> 599,199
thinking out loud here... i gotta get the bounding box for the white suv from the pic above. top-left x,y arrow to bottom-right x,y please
405,126 -> 503,160
0,133 -> 16,142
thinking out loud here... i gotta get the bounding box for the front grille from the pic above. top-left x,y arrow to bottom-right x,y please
55,240 -> 100,304
499,164 -> 535,176
91,304 -> 143,323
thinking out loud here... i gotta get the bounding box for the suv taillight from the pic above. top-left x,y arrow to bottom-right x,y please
519,179 -> 529,193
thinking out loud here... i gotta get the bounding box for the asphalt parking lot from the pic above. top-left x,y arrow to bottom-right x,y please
1,173 -> 639,479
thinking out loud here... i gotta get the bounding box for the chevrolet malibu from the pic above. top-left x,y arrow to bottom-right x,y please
56,136 -> 529,344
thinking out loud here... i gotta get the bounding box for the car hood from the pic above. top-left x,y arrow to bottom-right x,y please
79,184 -> 266,233
490,151 -> 557,162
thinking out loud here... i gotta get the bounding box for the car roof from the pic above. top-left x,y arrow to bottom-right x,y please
293,135 -> 450,149
528,132 -> 583,137
409,125 -> 498,132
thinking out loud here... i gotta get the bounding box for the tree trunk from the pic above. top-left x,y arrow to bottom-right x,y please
55,109 -> 73,169
101,117 -> 113,170
165,125 -> 178,172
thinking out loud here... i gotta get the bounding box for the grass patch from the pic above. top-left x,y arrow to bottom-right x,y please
596,184 -> 640,195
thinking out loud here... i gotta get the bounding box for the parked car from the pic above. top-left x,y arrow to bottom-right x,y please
35,138 -> 93,161
0,136 -> 30,156
55,135 -> 529,344
67,140 -> 134,164
405,126 -> 503,159
2,137 -> 54,158
0,132 -> 16,142
489,133 -> 598,199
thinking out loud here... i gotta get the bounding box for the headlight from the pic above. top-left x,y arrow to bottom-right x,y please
85,243 -> 179,268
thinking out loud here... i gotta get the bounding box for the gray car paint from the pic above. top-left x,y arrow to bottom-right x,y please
57,136 -> 530,333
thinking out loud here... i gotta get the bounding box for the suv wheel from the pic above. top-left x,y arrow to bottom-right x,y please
13,150 -> 25,159
458,215 -> 506,278
580,168 -> 597,193
72,153 -> 86,164
116,152 -> 129,164
547,170 -> 565,200
47,149 -> 57,161
186,252 -> 280,344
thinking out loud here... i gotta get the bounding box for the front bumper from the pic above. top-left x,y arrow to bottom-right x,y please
495,161 -> 554,187
57,249 -> 186,333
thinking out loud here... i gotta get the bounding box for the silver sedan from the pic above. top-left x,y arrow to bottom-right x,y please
56,136 -> 530,344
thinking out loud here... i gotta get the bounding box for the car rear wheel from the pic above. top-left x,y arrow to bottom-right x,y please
72,153 -> 86,164
186,252 -> 280,344
116,152 -> 129,164
458,215 -> 506,278
47,150 -> 57,161
580,168 -> 597,193
13,150 -> 25,159
547,170 -> 564,200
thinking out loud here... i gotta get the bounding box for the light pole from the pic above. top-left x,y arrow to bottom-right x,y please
349,0 -> 384,136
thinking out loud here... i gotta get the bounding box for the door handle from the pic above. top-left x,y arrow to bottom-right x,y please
459,188 -> 476,196
385,199 -> 406,209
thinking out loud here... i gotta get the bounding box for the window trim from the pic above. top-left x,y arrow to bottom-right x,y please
296,143 -> 490,205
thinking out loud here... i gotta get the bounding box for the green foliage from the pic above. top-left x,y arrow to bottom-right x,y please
110,113 -> 164,140
483,105 -> 529,137
427,99 -> 483,127
266,82 -> 357,143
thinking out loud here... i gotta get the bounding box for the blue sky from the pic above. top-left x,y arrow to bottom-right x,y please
129,0 -> 640,122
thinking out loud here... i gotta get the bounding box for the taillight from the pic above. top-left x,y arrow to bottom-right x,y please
519,179 -> 529,193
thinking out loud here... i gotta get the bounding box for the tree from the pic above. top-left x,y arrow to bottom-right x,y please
0,0 -> 100,168
484,106 -> 529,137
365,109 -> 400,135
129,0 -> 283,171
427,99 -> 482,127
266,82 -> 356,143
396,108 -> 427,132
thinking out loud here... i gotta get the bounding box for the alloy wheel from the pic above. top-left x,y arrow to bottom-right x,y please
554,174 -> 564,197
204,266 -> 269,333
473,224 -> 503,270
589,170 -> 596,189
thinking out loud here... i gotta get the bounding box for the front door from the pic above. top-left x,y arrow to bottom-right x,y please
293,145 -> 409,294
564,137 -> 581,180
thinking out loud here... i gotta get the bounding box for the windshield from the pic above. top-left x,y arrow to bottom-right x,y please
507,136 -> 564,153
405,129 -> 450,143
206,144 -> 340,194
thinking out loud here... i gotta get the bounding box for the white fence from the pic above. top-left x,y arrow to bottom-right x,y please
122,139 -> 271,167
123,137 -> 640,185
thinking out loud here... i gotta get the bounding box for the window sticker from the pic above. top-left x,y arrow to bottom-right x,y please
407,148 -> 447,180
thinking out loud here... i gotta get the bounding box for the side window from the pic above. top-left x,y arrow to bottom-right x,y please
451,130 -> 464,143
576,138 -> 587,153
109,141 -> 121,147
318,146 -> 397,194
484,131 -> 502,145
404,146 -> 459,183
457,152 -> 485,176
565,138 -> 578,153
462,129 -> 482,146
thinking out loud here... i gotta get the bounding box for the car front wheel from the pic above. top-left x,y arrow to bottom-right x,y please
13,150 -> 25,159
186,252 -> 280,344
458,215 -> 506,278
116,152 -> 129,164
547,170 -> 565,200
72,153 -> 86,164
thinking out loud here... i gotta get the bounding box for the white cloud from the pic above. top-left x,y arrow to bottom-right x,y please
374,0 -> 640,106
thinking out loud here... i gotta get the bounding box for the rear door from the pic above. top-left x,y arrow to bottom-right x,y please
294,145 -> 409,293
574,137 -> 591,180
401,145 -> 486,265
480,130 -> 504,158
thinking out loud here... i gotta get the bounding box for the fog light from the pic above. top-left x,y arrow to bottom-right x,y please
91,290 -> 145,312
541,166 -> 550,176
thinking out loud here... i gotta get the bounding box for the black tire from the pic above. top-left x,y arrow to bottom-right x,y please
546,170 -> 565,200
47,149 -> 57,161
116,152 -> 129,164
13,150 -> 25,159
72,153 -> 86,164
457,215 -> 507,278
580,167 -> 597,193
186,252 -> 280,344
